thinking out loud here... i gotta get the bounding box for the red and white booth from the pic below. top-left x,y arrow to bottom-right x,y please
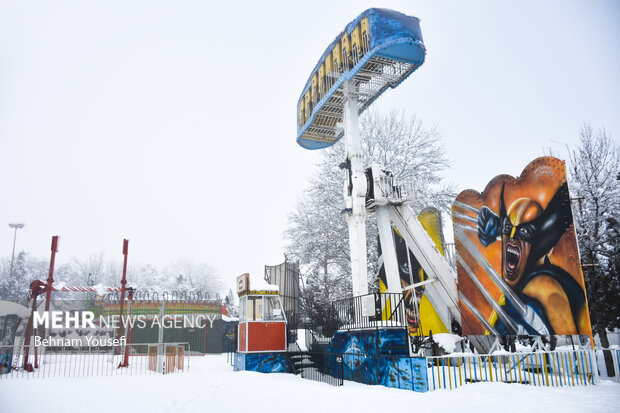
237,273 -> 287,353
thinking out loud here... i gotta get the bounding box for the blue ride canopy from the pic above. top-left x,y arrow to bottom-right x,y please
296,8 -> 426,150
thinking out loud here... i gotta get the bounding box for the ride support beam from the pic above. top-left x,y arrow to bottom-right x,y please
376,208 -> 401,293
342,80 -> 368,297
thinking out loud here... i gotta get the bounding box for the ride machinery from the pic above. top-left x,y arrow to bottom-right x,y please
296,8 -> 460,354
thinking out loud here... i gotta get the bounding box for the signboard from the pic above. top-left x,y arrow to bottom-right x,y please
236,273 -> 250,295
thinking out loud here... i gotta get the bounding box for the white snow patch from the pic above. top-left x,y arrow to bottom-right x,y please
296,329 -> 308,351
433,333 -> 462,353
54,281 -> 67,289
0,301 -> 30,318
516,341 -> 533,352
91,283 -> 109,295
249,274 -> 278,292
1,355 -> 619,413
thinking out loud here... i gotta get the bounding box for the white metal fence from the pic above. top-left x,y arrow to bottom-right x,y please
0,343 -> 189,379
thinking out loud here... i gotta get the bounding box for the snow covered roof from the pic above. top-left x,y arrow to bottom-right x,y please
0,301 -> 31,318
249,274 -> 279,293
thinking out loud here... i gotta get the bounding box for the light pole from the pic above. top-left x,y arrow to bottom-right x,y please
8,223 -> 25,281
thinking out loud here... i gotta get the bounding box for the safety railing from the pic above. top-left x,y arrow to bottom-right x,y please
306,349 -> 602,392
0,342 -> 189,379
597,348 -> 620,382
297,352 -> 343,387
426,350 -> 598,391
332,292 -> 406,332
376,174 -> 416,202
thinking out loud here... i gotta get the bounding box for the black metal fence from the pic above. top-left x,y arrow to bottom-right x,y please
332,292 -> 406,332
294,352 -> 343,386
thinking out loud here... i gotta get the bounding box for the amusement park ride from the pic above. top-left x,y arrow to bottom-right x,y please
296,8 -> 460,355
233,9 -> 465,371
2,7 -> 598,391
235,9 -> 593,372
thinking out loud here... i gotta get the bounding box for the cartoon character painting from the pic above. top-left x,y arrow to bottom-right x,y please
453,157 -> 592,337
377,208 -> 450,337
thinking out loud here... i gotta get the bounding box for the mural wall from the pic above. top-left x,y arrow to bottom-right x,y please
452,157 -> 592,337
328,330 -> 427,391
377,208 -> 449,337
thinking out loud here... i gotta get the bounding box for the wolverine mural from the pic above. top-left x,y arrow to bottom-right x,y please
378,208 -> 450,337
453,157 -> 592,337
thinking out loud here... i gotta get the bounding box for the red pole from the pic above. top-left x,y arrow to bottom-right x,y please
120,288 -> 134,368
22,296 -> 37,371
44,236 -> 59,311
116,240 -> 129,356
35,236 -> 58,369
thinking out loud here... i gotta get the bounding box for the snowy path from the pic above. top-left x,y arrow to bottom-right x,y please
1,354 -> 619,413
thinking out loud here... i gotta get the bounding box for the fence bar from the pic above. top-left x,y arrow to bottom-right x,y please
0,343 -> 189,379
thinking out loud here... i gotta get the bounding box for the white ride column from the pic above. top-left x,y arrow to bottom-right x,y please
342,80 -> 368,297
376,208 -> 402,293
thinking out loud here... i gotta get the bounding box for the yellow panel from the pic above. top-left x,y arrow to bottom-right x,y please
318,64 -> 325,97
361,17 -> 370,47
304,91 -> 311,121
418,208 -> 445,255
325,54 -> 333,74
332,43 -> 342,71
340,33 -> 350,58
419,296 -> 449,334
351,26 -> 362,53
416,207 -> 449,334
311,73 -> 318,103
298,102 -> 304,128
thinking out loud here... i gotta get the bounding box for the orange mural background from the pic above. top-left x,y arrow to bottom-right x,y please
452,157 -> 592,337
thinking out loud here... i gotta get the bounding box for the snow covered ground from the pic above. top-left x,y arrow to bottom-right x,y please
1,354 -> 619,413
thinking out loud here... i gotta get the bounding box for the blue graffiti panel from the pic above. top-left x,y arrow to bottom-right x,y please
236,352 -> 289,373
377,329 -> 408,356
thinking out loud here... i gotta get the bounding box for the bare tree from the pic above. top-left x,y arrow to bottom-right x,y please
569,124 -> 620,373
163,258 -> 223,296
67,252 -> 107,286
286,110 -> 455,324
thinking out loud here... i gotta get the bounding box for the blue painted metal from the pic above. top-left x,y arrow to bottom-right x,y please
441,357 -> 446,389
579,352 -> 586,384
473,356 -> 478,382
453,358 -> 457,388
550,354 -> 555,387
234,352 -> 289,373
564,352 -> 571,386
296,8 -> 425,149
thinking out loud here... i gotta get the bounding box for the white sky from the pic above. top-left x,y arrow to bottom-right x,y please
1,0 -> 618,291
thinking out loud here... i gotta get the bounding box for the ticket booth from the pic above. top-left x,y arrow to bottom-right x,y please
237,273 -> 287,353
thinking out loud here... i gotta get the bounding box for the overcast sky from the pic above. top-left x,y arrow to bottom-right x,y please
1,0 -> 618,291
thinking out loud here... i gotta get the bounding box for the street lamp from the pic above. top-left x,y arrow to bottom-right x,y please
8,223 -> 25,281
